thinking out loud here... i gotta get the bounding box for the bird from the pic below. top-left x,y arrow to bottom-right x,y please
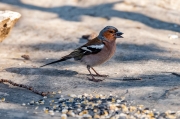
40,26 -> 123,82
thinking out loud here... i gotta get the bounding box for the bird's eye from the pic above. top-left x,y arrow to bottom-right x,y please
109,31 -> 113,33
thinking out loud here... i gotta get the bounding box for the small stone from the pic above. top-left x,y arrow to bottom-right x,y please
119,113 -> 127,119
94,114 -> 100,118
43,96 -> 47,99
116,99 -> 122,103
143,108 -> 150,114
62,109 -> 68,114
168,34 -> 179,39
52,105 -> 57,109
83,93 -> 88,97
54,109 -> 59,112
110,116 -> 116,119
49,110 -> 53,113
49,100 -> 54,103
38,99 -> 45,104
30,100 -> 35,105
70,94 -> 76,98
43,107 -> 50,111
103,110 -> 109,117
57,91 -> 61,94
95,94 -> 100,98
129,106 -> 137,112
128,115 -> 136,119
109,104 -> 116,110
120,97 -> 125,100
49,110 -> 54,116
67,110 -> 75,117
112,98 -> 116,103
44,110 -> 48,114
35,101 -> 39,105
69,98 -> 74,102
176,111 -> 180,116
61,114 -> 67,119
79,110 -> 88,116
121,105 -> 128,113
22,103 -> 26,106
52,92 -> 56,95
34,111 -> 38,114
166,114 -> 176,119
77,95 -> 82,98
99,109 -> 108,117
35,106 -> 38,110
154,111 -> 160,117
137,105 -> 144,110
83,114 -> 92,119
147,111 -> 154,118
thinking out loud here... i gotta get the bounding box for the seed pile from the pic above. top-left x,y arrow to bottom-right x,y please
25,93 -> 180,119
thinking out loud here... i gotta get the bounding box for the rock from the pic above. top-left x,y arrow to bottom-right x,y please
0,10 -> 21,42
118,113 -> 127,119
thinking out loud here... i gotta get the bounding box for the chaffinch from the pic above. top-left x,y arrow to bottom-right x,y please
41,26 -> 123,82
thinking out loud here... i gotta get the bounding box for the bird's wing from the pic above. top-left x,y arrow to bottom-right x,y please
82,37 -> 105,54
70,37 -> 105,60
40,37 -> 105,67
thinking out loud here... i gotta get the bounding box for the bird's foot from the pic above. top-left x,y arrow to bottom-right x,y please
88,77 -> 104,82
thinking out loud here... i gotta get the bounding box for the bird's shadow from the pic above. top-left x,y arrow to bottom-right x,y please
5,67 -> 78,77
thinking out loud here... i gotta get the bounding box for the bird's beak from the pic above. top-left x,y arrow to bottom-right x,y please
116,32 -> 123,38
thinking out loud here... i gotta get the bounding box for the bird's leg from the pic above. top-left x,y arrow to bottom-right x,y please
91,67 -> 108,77
87,65 -> 103,82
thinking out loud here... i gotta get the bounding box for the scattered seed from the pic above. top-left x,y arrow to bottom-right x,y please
25,94 -> 180,119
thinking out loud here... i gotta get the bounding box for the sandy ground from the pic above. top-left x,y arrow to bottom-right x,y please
0,0 -> 180,118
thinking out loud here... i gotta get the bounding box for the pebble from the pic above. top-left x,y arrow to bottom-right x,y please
118,113 -> 127,119
69,94 -> 76,98
168,34 -> 179,39
22,103 -> 26,106
129,106 -> 137,112
57,91 -> 61,94
83,114 -> 92,119
49,110 -> 54,116
35,106 -> 38,110
0,97 -> 5,102
38,99 -> 45,104
67,110 -> 75,117
29,100 -> 35,105
62,109 -> 68,114
61,114 -> 67,119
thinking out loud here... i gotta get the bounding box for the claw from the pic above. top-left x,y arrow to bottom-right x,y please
87,65 -> 105,82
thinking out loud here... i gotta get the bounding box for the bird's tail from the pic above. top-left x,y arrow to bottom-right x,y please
40,55 -> 72,67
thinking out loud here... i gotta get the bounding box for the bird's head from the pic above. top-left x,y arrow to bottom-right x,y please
98,26 -> 123,42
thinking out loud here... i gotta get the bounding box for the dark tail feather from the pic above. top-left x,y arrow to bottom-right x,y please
40,56 -> 71,67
